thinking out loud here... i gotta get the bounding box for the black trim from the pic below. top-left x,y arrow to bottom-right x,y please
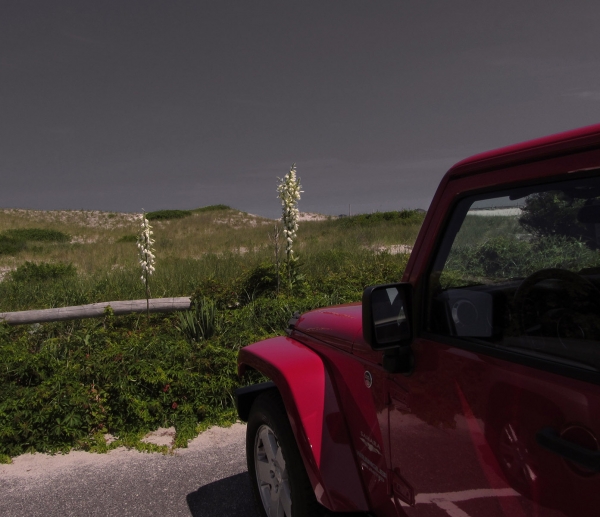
420,332 -> 600,385
234,381 -> 277,421
536,427 -> 600,471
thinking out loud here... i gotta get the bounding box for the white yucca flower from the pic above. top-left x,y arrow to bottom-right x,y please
277,163 -> 303,260
137,211 -> 155,317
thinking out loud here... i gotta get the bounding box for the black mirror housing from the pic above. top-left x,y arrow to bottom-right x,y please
362,283 -> 412,350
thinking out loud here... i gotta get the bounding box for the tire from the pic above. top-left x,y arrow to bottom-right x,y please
246,390 -> 322,517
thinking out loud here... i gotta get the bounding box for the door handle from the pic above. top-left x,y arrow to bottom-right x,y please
536,427 -> 600,472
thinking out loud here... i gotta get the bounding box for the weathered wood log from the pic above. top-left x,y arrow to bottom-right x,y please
0,297 -> 191,325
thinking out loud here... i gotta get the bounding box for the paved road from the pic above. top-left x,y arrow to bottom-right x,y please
0,424 -> 260,517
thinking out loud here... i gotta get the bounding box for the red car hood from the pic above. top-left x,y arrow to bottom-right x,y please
293,302 -> 363,350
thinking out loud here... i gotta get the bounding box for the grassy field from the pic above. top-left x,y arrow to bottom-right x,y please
0,206 -> 423,311
0,205 -> 424,461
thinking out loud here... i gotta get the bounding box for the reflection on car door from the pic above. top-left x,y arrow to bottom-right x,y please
388,335 -> 600,517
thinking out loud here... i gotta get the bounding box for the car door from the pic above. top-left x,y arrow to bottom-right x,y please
386,171 -> 600,516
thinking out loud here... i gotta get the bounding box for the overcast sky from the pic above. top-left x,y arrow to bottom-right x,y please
2,1 -> 600,218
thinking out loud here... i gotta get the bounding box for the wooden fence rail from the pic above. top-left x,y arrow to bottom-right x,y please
0,297 -> 191,325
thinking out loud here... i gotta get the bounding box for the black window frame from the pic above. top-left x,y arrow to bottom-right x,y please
421,171 -> 600,386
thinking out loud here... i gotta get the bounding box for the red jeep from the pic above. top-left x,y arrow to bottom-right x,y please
236,124 -> 600,517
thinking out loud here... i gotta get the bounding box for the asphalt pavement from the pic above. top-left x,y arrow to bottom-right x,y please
0,424 -> 261,517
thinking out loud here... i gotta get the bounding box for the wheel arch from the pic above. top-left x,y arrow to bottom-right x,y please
235,381 -> 277,422
237,336 -> 370,513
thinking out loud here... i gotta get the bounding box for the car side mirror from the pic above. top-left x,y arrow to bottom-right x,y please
362,283 -> 412,350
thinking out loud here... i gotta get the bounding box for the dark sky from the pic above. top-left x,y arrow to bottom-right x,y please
2,1 -> 600,218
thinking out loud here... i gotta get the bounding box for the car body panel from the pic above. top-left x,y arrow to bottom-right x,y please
292,302 -> 362,354
237,336 -> 370,513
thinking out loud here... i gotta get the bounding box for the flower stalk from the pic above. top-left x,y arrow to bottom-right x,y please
277,163 -> 303,288
137,211 -> 156,320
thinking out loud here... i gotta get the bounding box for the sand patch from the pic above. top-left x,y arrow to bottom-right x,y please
141,427 -> 176,447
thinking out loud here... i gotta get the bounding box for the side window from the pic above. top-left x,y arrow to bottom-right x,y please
427,175 -> 600,371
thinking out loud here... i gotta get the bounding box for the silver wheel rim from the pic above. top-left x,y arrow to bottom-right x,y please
254,424 -> 292,517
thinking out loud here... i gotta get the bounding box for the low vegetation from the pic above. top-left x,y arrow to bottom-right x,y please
146,209 -> 192,221
0,235 -> 26,256
443,233 -> 600,288
0,228 -> 70,257
3,228 -> 70,242
0,205 -> 422,462
338,209 -> 424,228
193,204 -> 231,213
11,261 -> 76,283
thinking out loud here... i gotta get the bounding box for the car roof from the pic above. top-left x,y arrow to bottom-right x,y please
447,122 -> 600,179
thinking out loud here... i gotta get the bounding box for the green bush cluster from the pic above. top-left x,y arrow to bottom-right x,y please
193,204 -> 231,213
0,228 -> 70,256
0,235 -> 26,255
145,210 -> 193,221
0,312 -> 258,458
4,228 -> 70,242
11,261 -> 76,283
519,192 -> 587,239
144,205 -> 233,221
338,210 -> 425,228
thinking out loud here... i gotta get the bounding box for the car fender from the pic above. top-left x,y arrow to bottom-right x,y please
238,335 -> 370,513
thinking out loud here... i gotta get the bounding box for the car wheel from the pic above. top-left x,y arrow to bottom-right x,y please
246,390 -> 322,517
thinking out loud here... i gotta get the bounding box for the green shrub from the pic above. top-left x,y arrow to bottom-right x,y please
190,277 -> 239,310
240,262 -> 279,299
193,204 -> 231,213
11,262 -> 76,282
4,228 -> 70,242
145,209 -> 193,221
0,235 -> 26,255
338,210 -> 425,228
519,192 -> 587,240
0,315 -> 256,457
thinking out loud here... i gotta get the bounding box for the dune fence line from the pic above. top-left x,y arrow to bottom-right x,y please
0,297 -> 191,325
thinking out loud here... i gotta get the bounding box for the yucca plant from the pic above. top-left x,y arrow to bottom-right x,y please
176,297 -> 220,344
137,211 -> 156,320
277,163 -> 303,290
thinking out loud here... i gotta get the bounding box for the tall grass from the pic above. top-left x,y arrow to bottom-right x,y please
0,208 -> 424,311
